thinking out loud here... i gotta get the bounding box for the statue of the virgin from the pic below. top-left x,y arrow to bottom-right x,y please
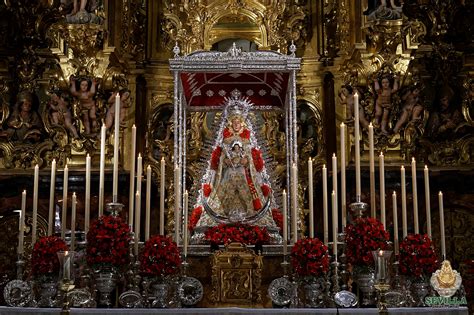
190,93 -> 282,244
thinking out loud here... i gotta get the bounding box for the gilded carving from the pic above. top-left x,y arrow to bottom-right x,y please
211,242 -> 262,305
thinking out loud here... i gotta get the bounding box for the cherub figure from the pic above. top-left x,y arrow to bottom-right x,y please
338,84 -> 370,129
70,77 -> 97,135
374,75 -> 399,134
393,85 -> 424,133
49,92 -> 79,139
105,89 -> 130,130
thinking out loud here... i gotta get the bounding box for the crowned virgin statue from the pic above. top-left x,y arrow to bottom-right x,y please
190,94 -> 281,244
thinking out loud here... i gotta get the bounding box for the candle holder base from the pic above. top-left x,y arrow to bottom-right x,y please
349,199 -> 369,219
105,202 -> 124,217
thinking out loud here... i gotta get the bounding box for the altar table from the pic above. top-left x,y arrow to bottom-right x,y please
0,307 -> 469,315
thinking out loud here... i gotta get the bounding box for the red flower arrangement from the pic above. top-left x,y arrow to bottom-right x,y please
86,215 -> 131,268
188,206 -> 203,232
399,234 -> 438,277
204,223 -> 270,245
291,238 -> 329,277
271,208 -> 284,232
31,236 -> 68,276
345,217 -> 390,266
210,146 -> 222,170
251,148 -> 264,172
140,235 -> 181,277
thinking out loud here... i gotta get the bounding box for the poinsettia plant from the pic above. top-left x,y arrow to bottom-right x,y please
291,238 -> 329,277
345,217 -> 390,266
399,233 -> 438,277
140,235 -> 181,277
31,236 -> 68,277
86,215 -> 131,268
204,223 -> 270,246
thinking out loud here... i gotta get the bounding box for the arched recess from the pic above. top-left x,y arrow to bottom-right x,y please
203,7 -> 268,50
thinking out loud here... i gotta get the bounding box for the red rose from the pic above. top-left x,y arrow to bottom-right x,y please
210,146 -> 222,170
140,235 -> 181,277
291,238 -> 329,277
205,223 -> 270,246
399,234 -> 438,277
31,236 -> 68,276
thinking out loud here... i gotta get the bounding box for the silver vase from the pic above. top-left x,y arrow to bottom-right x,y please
151,278 -> 169,308
410,276 -> 430,307
94,268 -> 117,308
302,278 -> 324,308
37,276 -> 58,307
353,266 -> 375,306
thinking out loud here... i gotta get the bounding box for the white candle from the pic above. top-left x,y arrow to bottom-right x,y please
112,93 -> 120,203
438,191 -> 446,258
71,193 -> 76,251
411,158 -> 419,234
291,163 -> 298,243
136,154 -> 143,203
32,164 -> 39,245
332,190 -> 337,257
282,189 -> 288,256
99,124 -> 106,216
424,165 -> 432,238
174,166 -> 180,244
392,191 -> 399,256
145,165 -> 151,241
369,123 -> 376,217
160,157 -> 165,235
61,165 -> 68,239
354,92 -> 361,198
129,125 -> 136,228
183,190 -> 189,258
308,157 -> 314,238
340,123 -> 347,228
379,152 -> 385,229
64,251 -> 71,280
85,154 -> 91,234
401,166 -> 407,238
322,164 -> 328,245
134,191 -> 140,256
18,190 -> 26,255
332,153 -> 338,233
48,159 -> 56,236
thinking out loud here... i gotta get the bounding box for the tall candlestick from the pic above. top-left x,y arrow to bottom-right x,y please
392,191 -> 399,256
71,193 -> 76,251
174,166 -> 180,244
332,153 -> 338,233
85,154 -> 91,234
183,190 -> 189,258
322,164 -> 328,245
291,163 -> 298,243
411,158 -> 419,234
145,165 -> 151,241
32,164 -> 39,245
438,191 -> 446,259
112,93 -> 120,203
99,124 -> 106,216
61,165 -> 69,239
424,165 -> 432,238
129,125 -> 136,228
48,159 -> 56,236
18,190 -> 26,255
160,158 -> 165,235
369,123 -> 376,217
134,191 -> 140,256
401,166 -> 407,238
379,152 -> 385,229
282,190 -> 288,256
354,92 -> 361,198
340,122 -> 347,228
308,157 -> 314,238
332,190 -> 337,257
